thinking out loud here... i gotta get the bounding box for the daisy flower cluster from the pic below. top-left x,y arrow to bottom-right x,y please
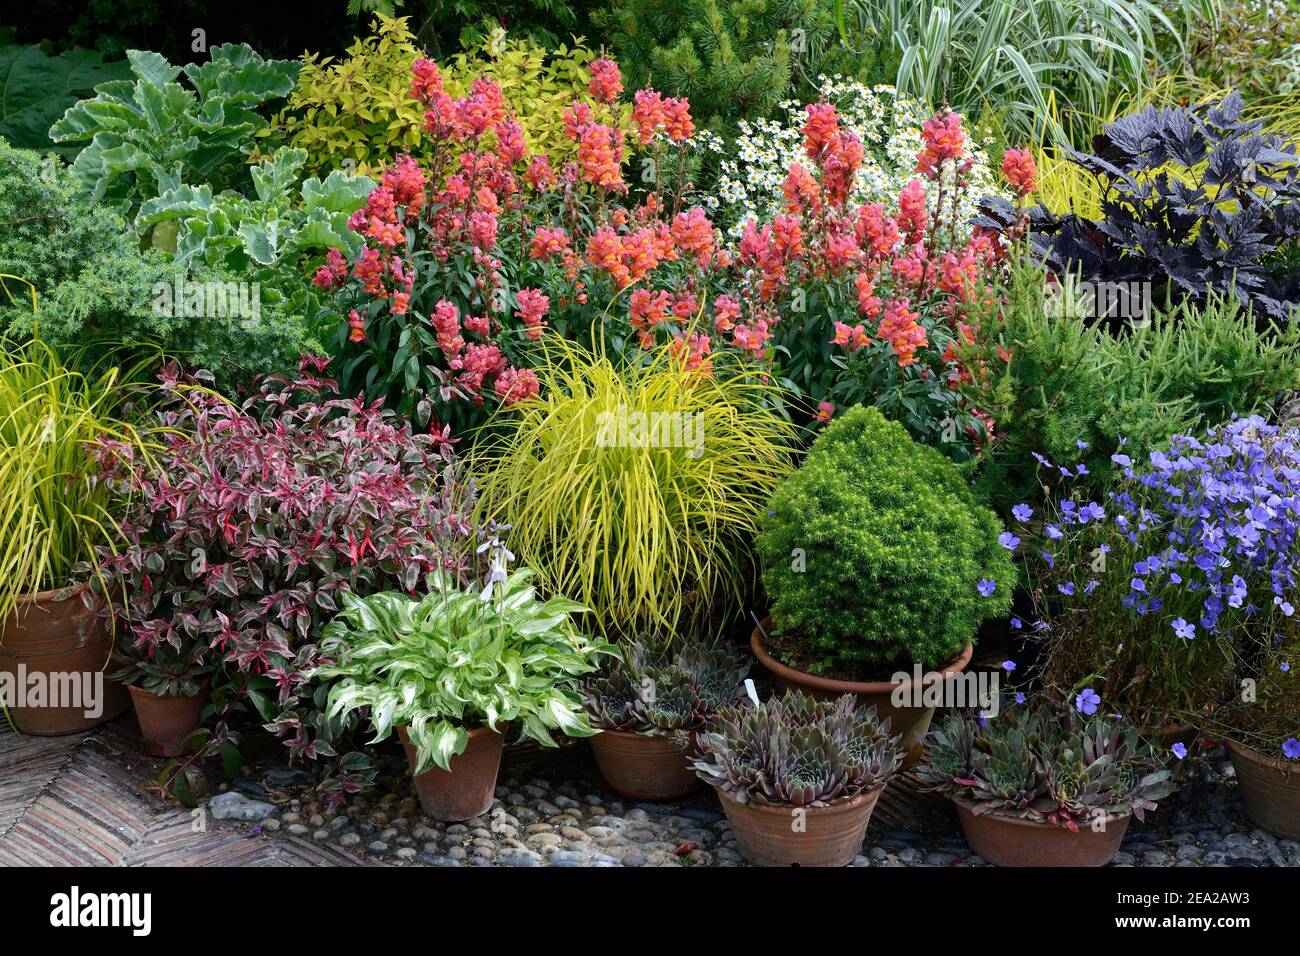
711,77 -> 1004,241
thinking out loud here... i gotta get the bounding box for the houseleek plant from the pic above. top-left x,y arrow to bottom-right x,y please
918,703 -> 1175,828
582,637 -> 750,735
693,691 -> 903,806
316,567 -> 614,773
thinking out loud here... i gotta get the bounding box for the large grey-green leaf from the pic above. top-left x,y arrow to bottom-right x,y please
0,45 -> 132,153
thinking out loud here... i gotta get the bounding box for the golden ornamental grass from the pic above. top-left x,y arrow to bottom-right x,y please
0,337 -> 155,629
472,336 -> 799,642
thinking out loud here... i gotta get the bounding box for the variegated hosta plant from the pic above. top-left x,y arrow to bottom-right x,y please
581,639 -> 750,741
918,704 -> 1176,830
692,691 -> 902,807
316,568 -> 615,774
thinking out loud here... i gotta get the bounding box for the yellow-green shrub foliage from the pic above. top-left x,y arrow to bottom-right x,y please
441,30 -> 627,167
264,16 -> 622,177
261,15 -> 426,177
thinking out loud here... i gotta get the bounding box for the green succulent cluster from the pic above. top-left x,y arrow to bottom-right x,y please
692,691 -> 902,807
582,638 -> 750,736
918,705 -> 1175,829
756,405 -> 1015,678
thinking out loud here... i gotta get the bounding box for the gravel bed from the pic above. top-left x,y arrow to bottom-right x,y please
204,745 -> 1299,867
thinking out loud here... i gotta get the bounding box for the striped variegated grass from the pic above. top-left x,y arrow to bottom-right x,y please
837,0 -> 1219,145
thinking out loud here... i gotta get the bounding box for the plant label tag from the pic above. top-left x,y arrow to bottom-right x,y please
744,679 -> 760,707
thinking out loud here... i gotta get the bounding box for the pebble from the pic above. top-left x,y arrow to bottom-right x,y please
208,791 -> 278,821
215,745 -> 1286,870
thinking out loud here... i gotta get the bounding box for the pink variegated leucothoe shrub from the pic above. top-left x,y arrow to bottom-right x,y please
94,356 -> 506,801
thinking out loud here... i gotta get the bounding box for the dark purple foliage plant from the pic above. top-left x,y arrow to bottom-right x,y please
978,93 -> 1300,321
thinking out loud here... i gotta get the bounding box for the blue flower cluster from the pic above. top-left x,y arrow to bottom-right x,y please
1108,416 -> 1300,636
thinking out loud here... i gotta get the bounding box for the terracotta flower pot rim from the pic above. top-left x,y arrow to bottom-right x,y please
751,617 -> 973,694
10,582 -> 93,607
593,725 -> 697,739
952,795 -> 1129,831
398,722 -> 506,741
127,675 -> 212,700
1224,737 -> 1298,774
714,782 -> 884,814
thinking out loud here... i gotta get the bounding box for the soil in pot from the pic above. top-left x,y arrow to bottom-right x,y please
398,724 -> 505,821
953,797 -> 1131,866
715,784 -> 886,866
0,587 -> 130,735
750,619 -> 972,768
1225,739 -> 1300,840
590,728 -> 699,800
127,678 -> 211,757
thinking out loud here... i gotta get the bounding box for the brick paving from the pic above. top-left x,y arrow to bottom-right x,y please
0,719 -> 371,867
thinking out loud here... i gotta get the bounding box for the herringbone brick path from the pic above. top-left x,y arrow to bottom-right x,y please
0,720 -> 372,867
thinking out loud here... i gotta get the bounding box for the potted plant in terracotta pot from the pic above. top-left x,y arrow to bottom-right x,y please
1001,425 -> 1266,744
1214,634 -> 1300,840
753,406 -> 1014,764
0,339 -> 151,734
1212,614 -> 1300,839
582,638 -> 749,799
315,566 -> 613,821
110,635 -> 213,757
918,700 -> 1174,866
1156,417 -> 1300,839
692,690 -> 902,866
88,358 -> 501,789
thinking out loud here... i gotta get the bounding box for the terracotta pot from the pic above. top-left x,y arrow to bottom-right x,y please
1225,739 -> 1300,840
0,586 -> 130,735
127,678 -> 211,757
398,724 -> 505,821
715,783 -> 886,866
953,797 -> 1131,866
750,619 -> 973,768
590,728 -> 699,800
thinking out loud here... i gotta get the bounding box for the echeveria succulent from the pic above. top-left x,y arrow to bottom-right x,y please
692,691 -> 902,807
